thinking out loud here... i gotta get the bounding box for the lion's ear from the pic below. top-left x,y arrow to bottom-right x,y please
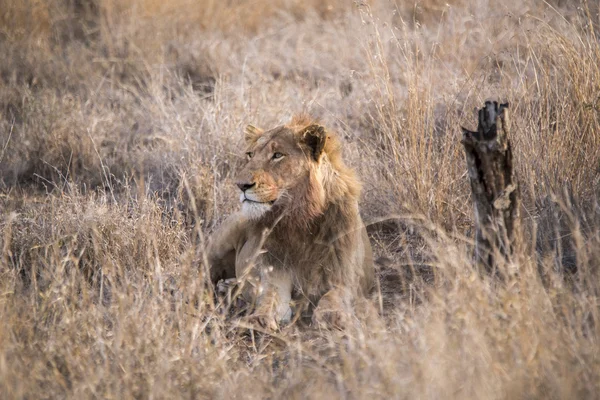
244,124 -> 264,144
300,124 -> 327,162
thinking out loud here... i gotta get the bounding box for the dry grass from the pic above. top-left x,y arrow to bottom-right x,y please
1,0 -> 600,398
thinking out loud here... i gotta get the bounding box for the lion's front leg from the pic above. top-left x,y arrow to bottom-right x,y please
236,246 -> 292,330
312,286 -> 352,330
252,268 -> 293,330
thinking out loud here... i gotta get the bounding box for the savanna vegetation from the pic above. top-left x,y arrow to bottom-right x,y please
1,0 -> 600,398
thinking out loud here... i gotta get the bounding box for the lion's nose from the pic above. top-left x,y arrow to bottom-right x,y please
236,182 -> 256,192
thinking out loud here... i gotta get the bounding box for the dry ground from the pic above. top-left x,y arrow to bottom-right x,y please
1,0 -> 600,398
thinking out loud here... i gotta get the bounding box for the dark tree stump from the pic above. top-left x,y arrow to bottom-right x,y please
462,101 -> 520,274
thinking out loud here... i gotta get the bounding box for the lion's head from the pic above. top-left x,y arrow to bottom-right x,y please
235,115 -> 360,224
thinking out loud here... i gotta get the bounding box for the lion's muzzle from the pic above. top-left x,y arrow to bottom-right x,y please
236,182 -> 256,192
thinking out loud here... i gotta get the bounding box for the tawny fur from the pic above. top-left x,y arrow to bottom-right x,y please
207,115 -> 374,326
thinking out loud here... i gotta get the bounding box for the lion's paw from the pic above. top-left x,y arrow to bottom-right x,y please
251,302 -> 282,332
312,307 -> 351,330
250,313 -> 279,332
312,292 -> 352,330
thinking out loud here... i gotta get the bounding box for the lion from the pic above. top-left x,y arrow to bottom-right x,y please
207,114 -> 374,329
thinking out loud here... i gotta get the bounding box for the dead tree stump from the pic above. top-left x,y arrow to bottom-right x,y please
462,101 -> 520,274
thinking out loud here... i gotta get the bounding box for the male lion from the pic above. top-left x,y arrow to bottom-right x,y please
207,115 -> 374,329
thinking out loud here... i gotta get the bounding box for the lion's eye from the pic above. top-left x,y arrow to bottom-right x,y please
272,152 -> 284,160
246,152 -> 254,159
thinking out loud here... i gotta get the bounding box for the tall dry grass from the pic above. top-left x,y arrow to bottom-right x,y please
1,0 -> 600,398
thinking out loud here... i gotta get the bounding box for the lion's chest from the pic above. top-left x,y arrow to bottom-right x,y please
262,235 -> 350,297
